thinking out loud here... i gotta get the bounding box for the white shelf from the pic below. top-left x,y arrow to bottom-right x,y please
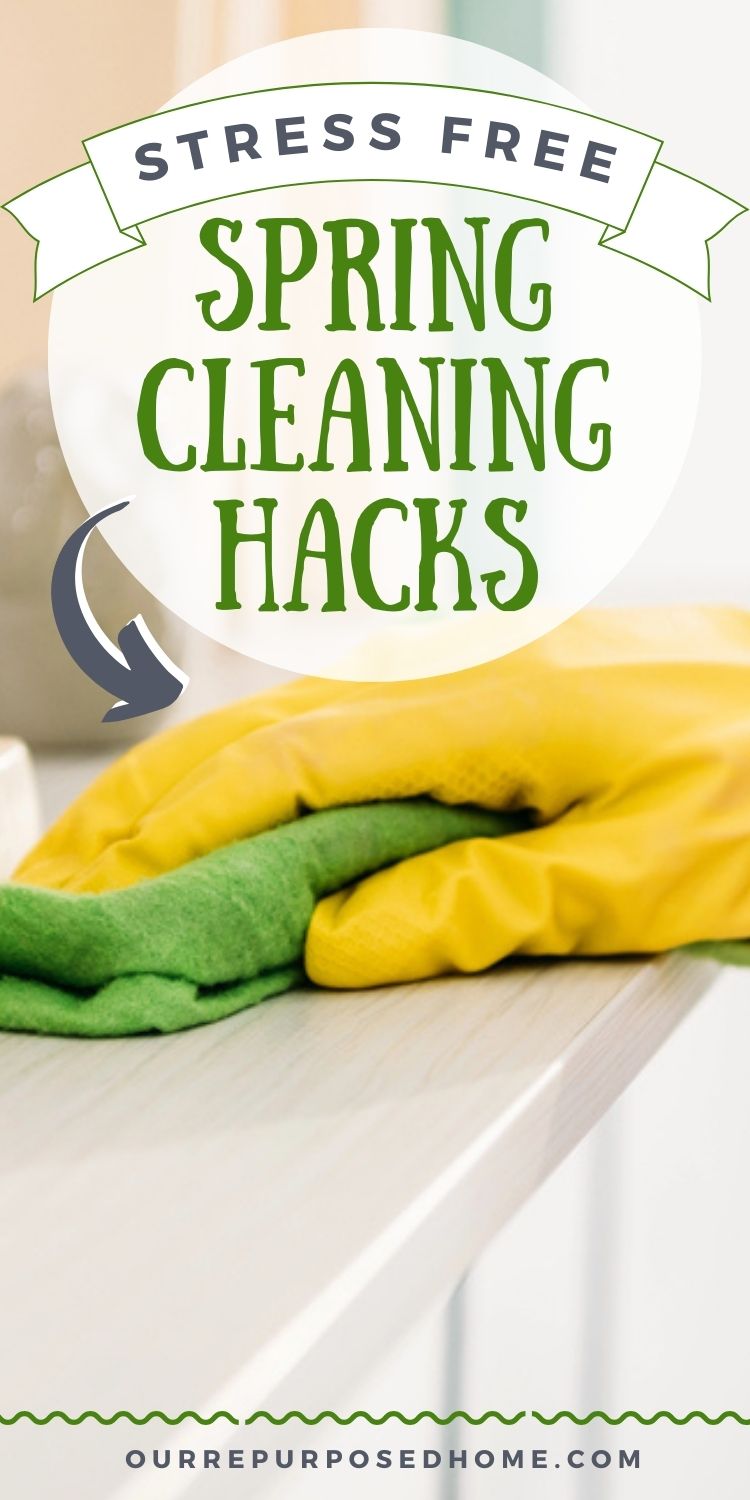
0,952 -> 714,1435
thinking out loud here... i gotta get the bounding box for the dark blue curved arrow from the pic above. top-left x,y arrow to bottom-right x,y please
51,498 -> 188,723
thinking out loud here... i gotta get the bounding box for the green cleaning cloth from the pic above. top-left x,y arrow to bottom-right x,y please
0,800 -> 525,1038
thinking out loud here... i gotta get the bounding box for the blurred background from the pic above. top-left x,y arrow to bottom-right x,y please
0,2 -> 748,1496
2,0 -> 747,758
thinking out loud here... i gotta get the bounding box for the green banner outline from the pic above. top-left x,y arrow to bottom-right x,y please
4,78 -> 746,302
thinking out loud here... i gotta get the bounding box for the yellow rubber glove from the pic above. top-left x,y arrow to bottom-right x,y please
17,607 -> 750,987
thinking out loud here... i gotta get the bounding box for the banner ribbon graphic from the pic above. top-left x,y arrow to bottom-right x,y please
4,81 -> 745,299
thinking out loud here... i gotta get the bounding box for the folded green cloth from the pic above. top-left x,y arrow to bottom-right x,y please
686,940 -> 750,967
0,800 -> 524,1038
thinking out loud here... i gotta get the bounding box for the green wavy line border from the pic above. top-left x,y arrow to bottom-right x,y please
0,1409 -> 747,1427
0,1410 -> 522,1428
532,1410 -> 750,1427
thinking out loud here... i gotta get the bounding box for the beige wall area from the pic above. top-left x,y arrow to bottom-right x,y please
0,0 -> 369,389
0,0 -> 185,387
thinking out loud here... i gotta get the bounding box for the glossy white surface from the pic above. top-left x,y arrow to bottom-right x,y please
0,956 -> 713,1427
0,736 -> 41,877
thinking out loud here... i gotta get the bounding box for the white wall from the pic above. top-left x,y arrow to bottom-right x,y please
551,0 -> 750,607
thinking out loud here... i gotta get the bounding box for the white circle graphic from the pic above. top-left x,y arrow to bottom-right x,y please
49,30 -> 700,679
